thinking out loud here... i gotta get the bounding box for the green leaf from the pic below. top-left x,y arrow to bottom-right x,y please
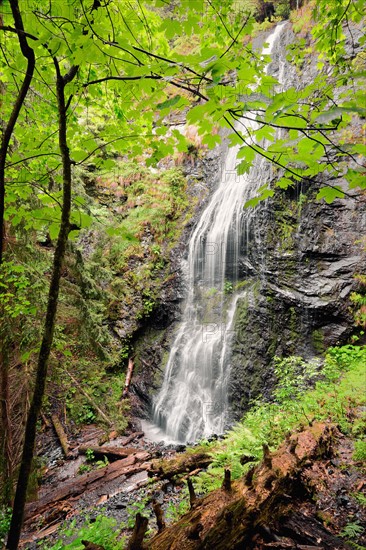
157,95 -> 182,110
49,222 -> 60,240
202,133 -> 221,149
316,186 -> 345,203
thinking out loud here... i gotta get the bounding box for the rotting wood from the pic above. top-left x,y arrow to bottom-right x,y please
221,469 -> 231,492
65,370 -> 113,427
78,445 -> 141,461
187,478 -> 197,508
149,452 -> 212,480
152,500 -> 166,533
40,412 -> 51,429
24,452 -> 151,524
122,357 -> 135,398
127,513 -> 149,550
148,423 -> 344,550
280,511 -> 350,549
81,541 -> 105,550
51,414 -> 69,457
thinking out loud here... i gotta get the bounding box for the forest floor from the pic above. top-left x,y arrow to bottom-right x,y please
20,414 -> 366,550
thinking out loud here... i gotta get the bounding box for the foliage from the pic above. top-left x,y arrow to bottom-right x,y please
191,345 -> 366,494
352,492 -> 366,507
353,439 -> 366,462
0,506 -> 11,546
165,497 -> 190,523
350,275 -> 366,329
126,498 -> 150,528
273,355 -> 321,403
340,521 -> 365,541
64,365 -> 129,432
274,1 -> 291,19
0,0 -> 364,252
41,515 -> 126,550
224,281 -> 234,295
0,262 -> 36,318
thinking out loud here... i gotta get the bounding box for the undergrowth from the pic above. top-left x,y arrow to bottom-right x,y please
35,344 -> 365,549
191,345 -> 366,495
40,515 -> 126,550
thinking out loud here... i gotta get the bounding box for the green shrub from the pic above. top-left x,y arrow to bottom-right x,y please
196,345 -> 366,492
0,507 -> 11,546
43,515 -> 126,550
353,439 -> 366,462
275,0 -> 291,19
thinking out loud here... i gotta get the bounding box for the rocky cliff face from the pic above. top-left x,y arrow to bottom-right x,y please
227,22 -> 366,420
229,177 -> 366,419
131,22 -> 366,427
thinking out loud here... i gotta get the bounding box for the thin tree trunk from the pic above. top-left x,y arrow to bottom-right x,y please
0,0 -> 35,505
6,59 -> 78,550
0,0 -> 35,263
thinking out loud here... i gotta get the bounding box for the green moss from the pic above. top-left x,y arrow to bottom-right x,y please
312,329 -> 325,353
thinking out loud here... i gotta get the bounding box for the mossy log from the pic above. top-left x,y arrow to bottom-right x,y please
148,423 -> 347,550
51,414 -> 69,457
149,452 -> 212,481
78,445 -> 141,461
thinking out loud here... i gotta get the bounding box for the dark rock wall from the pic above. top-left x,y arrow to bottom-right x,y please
228,21 -> 366,419
228,178 -> 366,419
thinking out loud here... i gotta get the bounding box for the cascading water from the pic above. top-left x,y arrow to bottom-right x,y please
150,22 -> 287,443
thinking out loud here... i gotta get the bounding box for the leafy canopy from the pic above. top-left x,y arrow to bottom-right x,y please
1,0 -> 365,245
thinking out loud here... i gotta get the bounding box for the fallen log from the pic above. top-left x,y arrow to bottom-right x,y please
51,414 -> 69,457
281,511 -> 350,549
77,445 -> 142,461
148,423 -> 346,550
149,452 -> 212,480
24,451 -> 151,522
123,431 -> 144,446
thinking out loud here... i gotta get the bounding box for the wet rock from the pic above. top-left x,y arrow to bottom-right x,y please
228,25 -> 366,420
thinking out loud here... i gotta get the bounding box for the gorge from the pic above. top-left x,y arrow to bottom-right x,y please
1,1 -> 365,547
138,19 -> 365,441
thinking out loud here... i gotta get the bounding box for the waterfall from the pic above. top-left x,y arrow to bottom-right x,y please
149,22 -> 287,443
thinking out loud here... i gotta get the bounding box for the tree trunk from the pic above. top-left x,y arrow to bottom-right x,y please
6,58 -> 78,549
0,0 -> 35,505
